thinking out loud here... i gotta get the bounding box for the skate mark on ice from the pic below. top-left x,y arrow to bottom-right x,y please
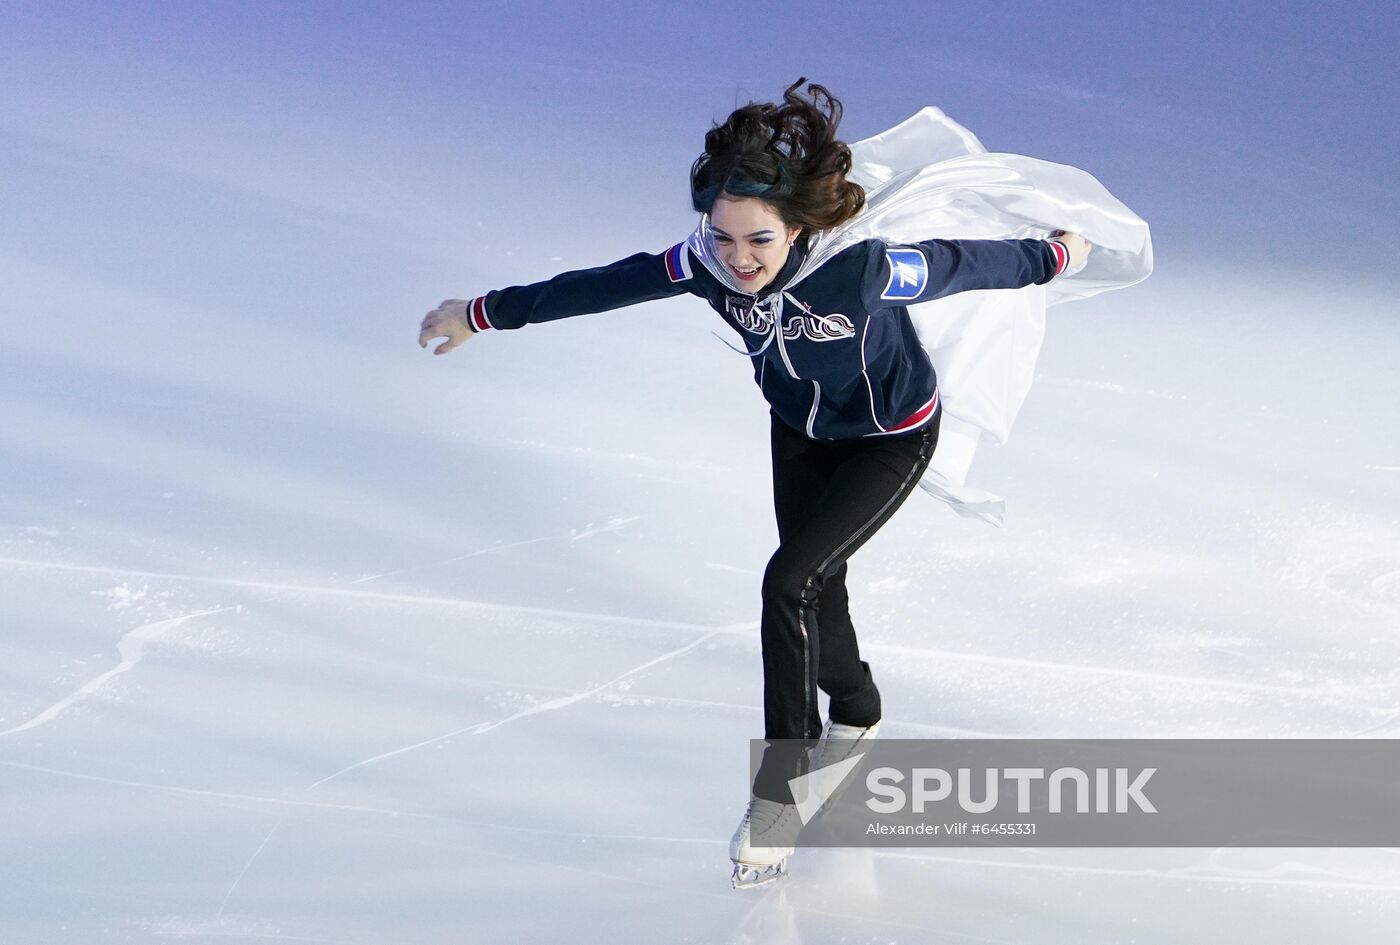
1035,373 -> 1189,401
0,556 -> 716,632
146,918 -> 357,944
352,823 -> 969,937
217,823 -> 281,918
1349,706 -> 1400,736
350,515 -> 639,585
704,561 -> 763,576
0,759 -> 428,818
0,606 -> 232,738
729,877 -> 796,941
349,534 -> 554,584
1363,464 -> 1400,473
306,628 -> 725,789
878,850 -> 1400,891
504,437 -> 737,476
715,617 -> 1326,697
347,823 -> 767,912
1319,554 -> 1400,611
863,638 -> 1328,697
379,668 -> 763,718
596,689 -> 757,714
476,679 -> 1010,736
570,515 -> 641,541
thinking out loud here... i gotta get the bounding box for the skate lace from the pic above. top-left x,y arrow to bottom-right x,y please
746,797 -> 797,836
812,721 -> 878,771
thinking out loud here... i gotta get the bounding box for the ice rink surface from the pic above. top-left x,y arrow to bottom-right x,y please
3,2 -> 1398,942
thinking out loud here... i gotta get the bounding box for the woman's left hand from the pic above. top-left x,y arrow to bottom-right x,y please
1050,230 -> 1092,272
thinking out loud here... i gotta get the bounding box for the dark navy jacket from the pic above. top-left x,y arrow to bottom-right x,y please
462,231 -> 1069,440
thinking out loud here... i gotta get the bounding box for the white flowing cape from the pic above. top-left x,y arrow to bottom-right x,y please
691,107 -> 1153,525
841,107 -> 1153,525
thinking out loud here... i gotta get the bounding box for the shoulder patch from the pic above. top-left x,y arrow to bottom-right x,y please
880,246 -> 928,301
664,241 -> 693,283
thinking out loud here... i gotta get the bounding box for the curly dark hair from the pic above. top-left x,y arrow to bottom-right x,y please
690,77 -> 866,236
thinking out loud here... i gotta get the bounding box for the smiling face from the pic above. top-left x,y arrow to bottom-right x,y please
709,195 -> 803,290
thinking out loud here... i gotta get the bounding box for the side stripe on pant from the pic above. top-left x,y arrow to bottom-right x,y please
792,427 -> 935,738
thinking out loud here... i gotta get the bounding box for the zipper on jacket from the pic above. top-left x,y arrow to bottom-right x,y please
859,319 -> 886,432
797,588 -> 813,739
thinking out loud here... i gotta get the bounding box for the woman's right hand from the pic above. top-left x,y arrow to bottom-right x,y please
419,299 -> 477,356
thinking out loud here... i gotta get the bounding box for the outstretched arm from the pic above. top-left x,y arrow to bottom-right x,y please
859,232 -> 1090,311
418,242 -> 699,356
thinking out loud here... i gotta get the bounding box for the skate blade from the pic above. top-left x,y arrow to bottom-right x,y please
731,859 -> 788,889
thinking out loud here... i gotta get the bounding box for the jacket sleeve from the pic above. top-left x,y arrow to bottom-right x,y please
858,237 -> 1070,312
462,241 -> 701,332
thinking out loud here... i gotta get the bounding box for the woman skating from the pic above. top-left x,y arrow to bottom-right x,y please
418,78 -> 1090,887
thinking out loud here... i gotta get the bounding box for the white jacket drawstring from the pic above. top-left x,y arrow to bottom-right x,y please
710,294 -> 783,358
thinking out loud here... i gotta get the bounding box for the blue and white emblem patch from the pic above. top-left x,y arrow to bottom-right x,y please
880,247 -> 928,302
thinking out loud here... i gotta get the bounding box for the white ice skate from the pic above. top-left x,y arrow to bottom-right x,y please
810,719 -> 882,772
804,719 -> 883,819
729,796 -> 802,889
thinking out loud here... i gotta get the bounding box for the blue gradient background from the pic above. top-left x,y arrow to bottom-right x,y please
5,0 -> 1399,314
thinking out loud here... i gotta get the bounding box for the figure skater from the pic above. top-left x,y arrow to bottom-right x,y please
417,77 -> 1090,887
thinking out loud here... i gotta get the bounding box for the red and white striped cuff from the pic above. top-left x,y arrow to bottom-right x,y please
466,295 -> 494,332
1047,239 -> 1070,277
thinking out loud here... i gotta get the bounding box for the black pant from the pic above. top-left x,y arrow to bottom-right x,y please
752,407 -> 939,802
